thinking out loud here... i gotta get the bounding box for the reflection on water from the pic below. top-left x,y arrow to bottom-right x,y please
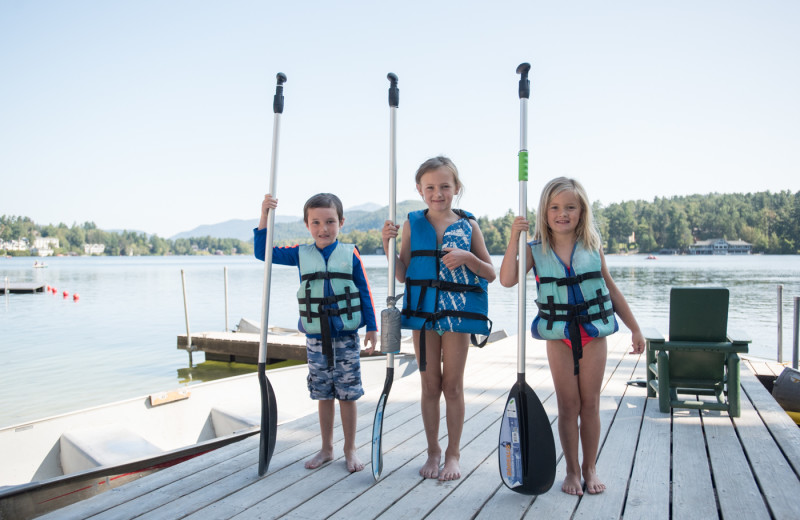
176,360 -> 258,384
1,253 -> 799,428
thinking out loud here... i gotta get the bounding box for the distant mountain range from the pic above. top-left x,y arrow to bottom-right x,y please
169,201 -> 424,241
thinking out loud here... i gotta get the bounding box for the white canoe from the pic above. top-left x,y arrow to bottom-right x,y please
0,352 -> 418,519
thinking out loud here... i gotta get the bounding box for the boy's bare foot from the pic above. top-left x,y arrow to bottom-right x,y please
583,468 -> 606,494
561,472 -> 584,495
419,452 -> 441,479
345,449 -> 365,473
438,455 -> 461,481
304,449 -> 334,469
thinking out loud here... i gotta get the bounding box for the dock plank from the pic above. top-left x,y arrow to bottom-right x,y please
735,384 -> 800,520
704,409 -> 771,519
623,398 -> 671,520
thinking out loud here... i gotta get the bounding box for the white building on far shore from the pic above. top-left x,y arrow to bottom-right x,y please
688,238 -> 752,255
84,243 -> 106,255
32,237 -> 59,257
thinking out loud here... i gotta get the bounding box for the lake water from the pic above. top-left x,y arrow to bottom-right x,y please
2,254 -> 799,428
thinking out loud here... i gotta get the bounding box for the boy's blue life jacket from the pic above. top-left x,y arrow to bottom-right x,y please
530,241 -> 618,375
297,243 -> 362,366
401,209 -> 492,371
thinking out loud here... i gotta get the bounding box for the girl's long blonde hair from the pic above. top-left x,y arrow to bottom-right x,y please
534,177 -> 602,252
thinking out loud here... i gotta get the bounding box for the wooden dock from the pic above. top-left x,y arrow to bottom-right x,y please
0,282 -> 45,294
177,330 -> 309,364
43,333 -> 800,519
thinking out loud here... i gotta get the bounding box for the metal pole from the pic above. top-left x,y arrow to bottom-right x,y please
793,296 -> 799,370
181,269 -> 193,365
777,285 -> 783,362
224,266 -> 229,332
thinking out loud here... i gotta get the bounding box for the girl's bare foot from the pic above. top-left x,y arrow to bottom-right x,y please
345,449 -> 365,473
420,451 -> 441,479
438,454 -> 461,481
304,449 -> 334,469
583,468 -> 606,494
562,472 -> 584,495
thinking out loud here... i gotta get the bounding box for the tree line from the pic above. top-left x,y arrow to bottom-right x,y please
2,190 -> 798,257
0,217 -> 253,257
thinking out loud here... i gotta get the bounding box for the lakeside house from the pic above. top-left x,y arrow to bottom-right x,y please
31,237 -> 59,257
688,238 -> 752,255
83,243 -> 105,255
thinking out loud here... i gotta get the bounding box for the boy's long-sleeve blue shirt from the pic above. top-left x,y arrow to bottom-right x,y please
253,227 -> 378,337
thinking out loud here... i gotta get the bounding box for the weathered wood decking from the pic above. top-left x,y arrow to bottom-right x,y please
42,334 -> 800,519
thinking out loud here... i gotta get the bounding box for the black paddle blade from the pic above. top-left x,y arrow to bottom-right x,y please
371,367 -> 394,481
257,364 -> 278,476
498,379 -> 556,494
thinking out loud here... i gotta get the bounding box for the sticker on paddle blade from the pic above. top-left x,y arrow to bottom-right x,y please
371,394 -> 387,479
499,396 -> 524,488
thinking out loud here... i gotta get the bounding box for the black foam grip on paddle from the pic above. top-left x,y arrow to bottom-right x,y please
516,63 -> 530,99
387,73 -> 399,108
273,73 -> 287,114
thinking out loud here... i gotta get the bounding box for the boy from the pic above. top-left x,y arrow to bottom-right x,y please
255,192 -> 377,472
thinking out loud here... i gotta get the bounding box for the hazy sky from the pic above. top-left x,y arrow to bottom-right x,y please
1,1 -> 797,238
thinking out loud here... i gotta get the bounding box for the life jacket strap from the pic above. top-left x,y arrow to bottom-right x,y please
538,270 -> 603,287
403,309 -> 493,372
300,271 -> 354,282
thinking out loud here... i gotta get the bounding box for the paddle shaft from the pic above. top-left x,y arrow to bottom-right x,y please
386,72 -> 399,369
259,74 -> 286,362
517,63 -> 530,376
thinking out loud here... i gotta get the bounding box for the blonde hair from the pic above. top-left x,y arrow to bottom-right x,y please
534,177 -> 602,252
415,156 -> 463,202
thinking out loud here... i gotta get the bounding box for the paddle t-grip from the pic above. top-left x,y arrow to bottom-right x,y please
273,73 -> 287,114
387,73 -> 399,108
517,63 -> 530,99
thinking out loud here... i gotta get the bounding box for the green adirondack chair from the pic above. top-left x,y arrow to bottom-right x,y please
645,287 -> 751,417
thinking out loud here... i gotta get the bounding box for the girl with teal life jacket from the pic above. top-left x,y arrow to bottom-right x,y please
382,156 -> 496,483
499,177 -> 645,497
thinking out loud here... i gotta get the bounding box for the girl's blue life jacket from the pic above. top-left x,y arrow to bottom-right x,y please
530,241 -> 618,375
297,243 -> 362,366
401,209 -> 492,371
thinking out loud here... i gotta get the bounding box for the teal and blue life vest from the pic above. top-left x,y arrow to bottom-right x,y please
530,241 -> 617,374
402,209 -> 492,370
297,243 -> 362,366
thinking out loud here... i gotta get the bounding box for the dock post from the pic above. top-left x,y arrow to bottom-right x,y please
793,296 -> 799,370
181,269 -> 193,365
778,285 -> 784,362
224,266 -> 229,332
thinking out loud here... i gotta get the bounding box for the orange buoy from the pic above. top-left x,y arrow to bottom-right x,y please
46,285 -> 51,292
62,290 -> 69,298
73,293 -> 80,302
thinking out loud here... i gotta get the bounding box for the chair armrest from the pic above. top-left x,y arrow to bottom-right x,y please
643,327 -> 664,343
727,329 -> 751,345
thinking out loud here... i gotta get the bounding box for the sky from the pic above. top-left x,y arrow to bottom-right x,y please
1,1 -> 798,239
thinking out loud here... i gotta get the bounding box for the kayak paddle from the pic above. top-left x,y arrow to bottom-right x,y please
498,62 -> 556,495
257,72 -> 286,477
372,72 -> 401,481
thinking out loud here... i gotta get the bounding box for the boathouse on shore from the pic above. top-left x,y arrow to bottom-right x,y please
688,238 -> 752,255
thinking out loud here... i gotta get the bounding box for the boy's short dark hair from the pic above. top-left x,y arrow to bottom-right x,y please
303,193 -> 344,223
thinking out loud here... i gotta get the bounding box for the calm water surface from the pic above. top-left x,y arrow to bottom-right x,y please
1,254 -> 799,428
